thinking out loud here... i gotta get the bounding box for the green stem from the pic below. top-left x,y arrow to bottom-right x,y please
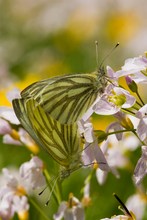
29,197 -> 50,220
106,128 -> 146,146
136,100 -> 143,108
107,129 -> 136,137
136,90 -> 145,106
131,130 -> 145,145
131,105 -> 139,111
121,108 -> 135,116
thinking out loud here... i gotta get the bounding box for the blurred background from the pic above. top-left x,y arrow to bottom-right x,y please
0,0 -> 147,219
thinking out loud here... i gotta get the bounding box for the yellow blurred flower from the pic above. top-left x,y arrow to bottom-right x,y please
104,11 -> 140,42
0,73 -> 41,106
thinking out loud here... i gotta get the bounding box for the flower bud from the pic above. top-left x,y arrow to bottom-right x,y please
94,130 -> 107,143
125,76 -> 138,93
120,115 -> 134,130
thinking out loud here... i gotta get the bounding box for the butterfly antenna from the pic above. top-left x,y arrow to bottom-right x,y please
99,42 -> 120,69
45,175 -> 60,206
95,40 -> 99,68
113,193 -> 132,217
38,185 -> 48,196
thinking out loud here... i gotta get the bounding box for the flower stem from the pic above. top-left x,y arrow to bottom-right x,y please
107,128 -> 136,137
136,90 -> 145,106
131,130 -> 145,145
136,100 -> 143,108
29,197 -> 50,220
121,108 -> 135,115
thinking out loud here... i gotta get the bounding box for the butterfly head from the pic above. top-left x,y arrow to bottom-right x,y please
60,162 -> 83,180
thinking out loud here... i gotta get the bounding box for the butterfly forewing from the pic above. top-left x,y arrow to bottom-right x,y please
20,72 -> 106,124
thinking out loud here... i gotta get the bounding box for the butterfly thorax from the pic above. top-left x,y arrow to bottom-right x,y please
92,67 -> 107,94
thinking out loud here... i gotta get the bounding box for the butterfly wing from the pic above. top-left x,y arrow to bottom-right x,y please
13,98 -> 82,169
20,72 -> 105,124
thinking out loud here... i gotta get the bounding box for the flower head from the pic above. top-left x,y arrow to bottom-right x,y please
53,193 -> 85,220
133,145 -> 147,185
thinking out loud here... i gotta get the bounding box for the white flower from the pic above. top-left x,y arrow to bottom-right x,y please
3,134 -> 22,145
126,193 -> 146,220
6,88 -> 21,103
93,85 -> 135,116
0,114 -> 39,153
0,107 -> 20,125
114,56 -> 147,84
0,118 -> 12,135
0,192 -> 15,220
53,194 -> 85,220
0,87 -> 21,125
13,196 -> 29,220
0,168 -> 29,220
106,121 -> 123,141
101,215 -> 133,219
78,120 -> 110,172
136,118 -> 147,144
20,156 -> 46,189
95,132 -> 138,185
77,119 -> 94,143
135,105 -> 147,144
136,104 -> 147,119
133,145 -> 147,185
106,66 -> 117,80
96,168 -> 108,185
82,82 -> 135,121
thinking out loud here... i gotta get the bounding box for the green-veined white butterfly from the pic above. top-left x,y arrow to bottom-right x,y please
17,69 -> 107,125
12,98 -> 83,177
13,42 -> 120,126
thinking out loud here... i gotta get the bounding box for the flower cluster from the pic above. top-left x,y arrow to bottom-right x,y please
0,53 -> 147,219
0,156 -> 45,220
80,54 -> 147,187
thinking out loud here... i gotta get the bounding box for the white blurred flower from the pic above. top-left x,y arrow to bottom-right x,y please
6,88 -> 21,103
106,66 -> 117,80
135,104 -> 147,145
0,88 -> 20,125
95,131 -> 139,185
13,196 -> 29,220
106,121 -> 123,141
136,104 -> 147,119
126,193 -> 147,220
20,156 -> 46,190
101,193 -> 136,220
0,191 -> 15,220
114,56 -> 147,84
0,108 -> 39,153
136,118 -> 147,144
0,107 -> 20,125
0,168 -> 29,220
0,118 -> 12,135
101,215 -> 134,219
78,119 -> 110,172
53,193 -> 85,220
133,145 -> 147,185
78,119 -> 94,143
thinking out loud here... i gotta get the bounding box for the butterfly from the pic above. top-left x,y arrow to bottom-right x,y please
12,98 -> 83,177
17,69 -> 107,124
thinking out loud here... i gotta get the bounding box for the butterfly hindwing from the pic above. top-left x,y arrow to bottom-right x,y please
13,98 -> 82,169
